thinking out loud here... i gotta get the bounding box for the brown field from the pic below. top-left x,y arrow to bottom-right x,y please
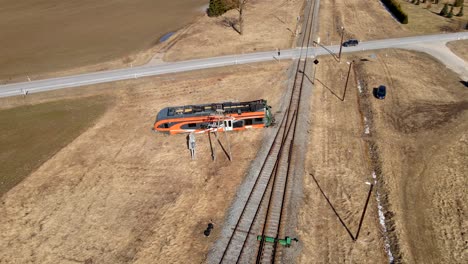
0,0 -> 207,82
3,0 -> 464,85
297,49 -> 467,263
296,55 -> 389,263
357,49 -> 468,263
164,0 -> 304,61
398,0 -> 468,34
0,62 -> 289,263
1,0 -> 467,263
0,0 -> 304,84
0,96 -> 111,196
316,0 -> 412,46
447,39 -> 468,61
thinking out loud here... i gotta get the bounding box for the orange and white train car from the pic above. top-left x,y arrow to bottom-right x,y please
153,99 -> 273,135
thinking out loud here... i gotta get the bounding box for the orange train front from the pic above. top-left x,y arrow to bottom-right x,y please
153,99 -> 273,135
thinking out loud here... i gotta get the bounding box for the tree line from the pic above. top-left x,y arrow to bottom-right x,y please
409,0 -> 464,17
439,0 -> 464,17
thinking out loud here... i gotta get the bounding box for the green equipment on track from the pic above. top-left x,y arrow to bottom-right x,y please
256,235 -> 299,247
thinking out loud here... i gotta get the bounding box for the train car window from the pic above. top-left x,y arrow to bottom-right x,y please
228,121 -> 232,127
175,108 -> 184,115
158,123 -> 169,128
193,106 -> 203,112
233,121 -> 243,128
254,118 -> 263,123
188,123 -> 197,128
245,119 -> 253,125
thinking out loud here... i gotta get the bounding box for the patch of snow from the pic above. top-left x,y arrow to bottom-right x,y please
372,171 -> 395,264
363,117 -> 370,135
365,126 -> 370,135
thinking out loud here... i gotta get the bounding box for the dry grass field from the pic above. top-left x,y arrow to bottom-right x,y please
0,96 -> 111,196
296,55 -> 389,263
1,0 -> 467,263
356,49 -> 468,263
398,0 -> 468,33
316,0 -> 412,46
0,62 -> 289,263
447,39 -> 468,61
0,0 -> 207,82
316,0 -> 467,47
308,2 -> 468,260
297,49 -> 467,263
164,0 -> 304,61
0,0 -> 305,85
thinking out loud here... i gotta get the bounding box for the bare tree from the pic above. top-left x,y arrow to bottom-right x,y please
238,0 -> 248,35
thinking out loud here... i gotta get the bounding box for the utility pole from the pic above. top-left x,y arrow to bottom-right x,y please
343,60 -> 354,101
355,183 -> 374,240
338,27 -> 345,62
224,127 -> 232,161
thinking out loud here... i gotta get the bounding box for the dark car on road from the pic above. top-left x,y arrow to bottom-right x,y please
375,85 -> 386,99
343,39 -> 359,47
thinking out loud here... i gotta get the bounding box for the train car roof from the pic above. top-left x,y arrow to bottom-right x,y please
156,99 -> 267,121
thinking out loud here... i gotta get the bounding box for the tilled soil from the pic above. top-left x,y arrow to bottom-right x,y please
0,62 -> 289,263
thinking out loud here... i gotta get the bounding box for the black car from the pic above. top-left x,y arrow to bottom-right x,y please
376,85 -> 386,99
343,39 -> 359,47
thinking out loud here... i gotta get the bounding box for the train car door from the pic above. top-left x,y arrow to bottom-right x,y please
223,120 -> 233,131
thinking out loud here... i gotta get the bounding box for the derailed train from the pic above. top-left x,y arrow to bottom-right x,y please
153,99 -> 273,135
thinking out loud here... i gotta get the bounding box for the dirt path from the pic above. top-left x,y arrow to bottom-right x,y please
0,62 -> 289,263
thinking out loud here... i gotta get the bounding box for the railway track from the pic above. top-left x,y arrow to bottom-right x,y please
215,0 -> 318,263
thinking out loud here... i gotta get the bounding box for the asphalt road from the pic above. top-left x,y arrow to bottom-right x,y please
1,32 -> 467,98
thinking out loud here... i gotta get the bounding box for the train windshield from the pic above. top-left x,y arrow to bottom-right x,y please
264,102 -> 273,127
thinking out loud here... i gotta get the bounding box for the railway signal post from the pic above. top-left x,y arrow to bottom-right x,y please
312,59 -> 319,83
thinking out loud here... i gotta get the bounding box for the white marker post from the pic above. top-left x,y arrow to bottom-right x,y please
189,133 -> 196,160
